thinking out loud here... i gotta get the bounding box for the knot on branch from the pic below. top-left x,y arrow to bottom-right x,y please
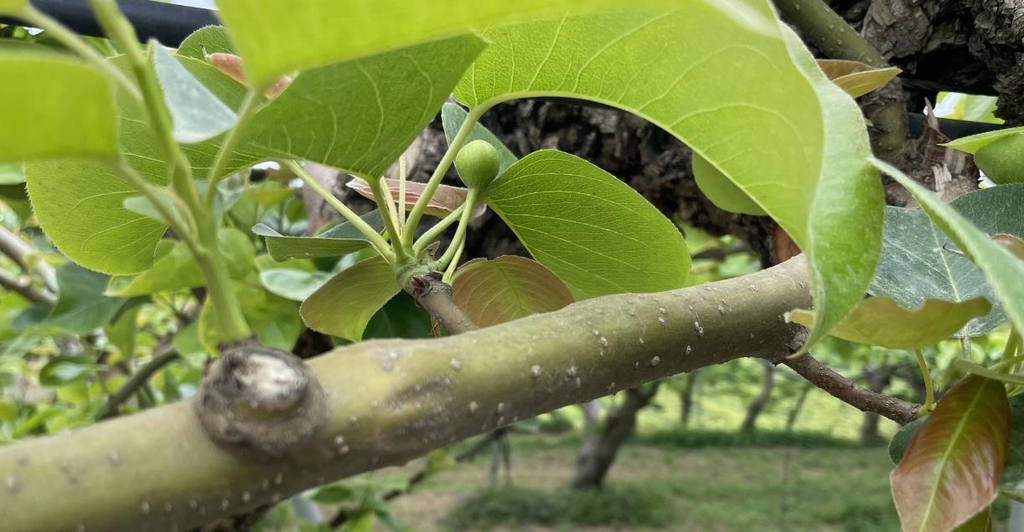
194,342 -> 326,459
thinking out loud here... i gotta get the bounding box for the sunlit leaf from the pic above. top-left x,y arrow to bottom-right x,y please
692,154 -> 766,216
0,0 -> 27,13
252,210 -> 385,261
214,0 -> 763,88
451,256 -> 575,327
873,163 -> 1024,337
944,126 -> 1024,155
816,59 -> 900,98
345,179 -> 487,220
299,256 -> 400,341
0,54 -> 117,162
459,11 -> 880,350
974,134 -> 1024,184
891,376 -> 1009,532
485,150 -> 689,299
151,43 -> 238,144
787,296 -> 991,350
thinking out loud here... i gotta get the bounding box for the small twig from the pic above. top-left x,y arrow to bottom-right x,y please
783,352 -> 920,425
690,242 -> 753,262
329,431 -> 502,528
407,272 -> 477,335
0,268 -> 56,305
0,225 -> 56,291
99,344 -> 179,420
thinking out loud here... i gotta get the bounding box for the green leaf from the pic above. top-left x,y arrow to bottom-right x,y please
787,296 -> 991,350
442,102 -> 518,176
48,263 -> 126,334
890,376 -> 1010,532
816,60 -> 901,98
106,228 -> 255,296
241,35 -> 486,179
890,416 -> 927,464
25,159 -> 166,275
253,210 -> 384,261
0,54 -> 117,162
151,43 -> 238,144
974,134 -> 1024,184
234,277 -> 303,351
258,269 -> 332,302
0,0 -> 27,14
692,154 -> 766,216
953,506 -> 993,532
0,397 -> 17,422
870,186 -> 1024,336
944,126 -> 1024,155
177,25 -> 236,60
872,164 -> 1024,337
996,396 -> 1024,502
299,256 -> 400,341
38,356 -> 98,386
451,256 -> 575,327
103,302 -> 142,358
0,163 -> 24,185
362,292 -> 434,340
484,150 -> 689,299
952,360 -> 1024,387
458,11 -> 881,349
215,0 -> 714,88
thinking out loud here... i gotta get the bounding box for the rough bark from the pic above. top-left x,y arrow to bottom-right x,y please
741,360 -> 777,433
571,382 -> 661,489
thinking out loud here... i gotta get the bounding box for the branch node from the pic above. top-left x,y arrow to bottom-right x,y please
194,342 -> 327,459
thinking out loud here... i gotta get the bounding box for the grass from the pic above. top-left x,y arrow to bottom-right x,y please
367,434 -> 906,531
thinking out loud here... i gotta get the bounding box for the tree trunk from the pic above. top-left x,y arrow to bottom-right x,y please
860,367 -> 894,446
571,382 -> 661,489
741,360 -> 776,433
785,383 -> 813,433
680,370 -> 700,428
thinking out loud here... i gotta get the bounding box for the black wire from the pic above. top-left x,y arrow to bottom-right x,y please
0,0 -> 219,46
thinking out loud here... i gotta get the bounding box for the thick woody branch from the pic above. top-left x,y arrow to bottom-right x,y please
783,352 -> 919,425
0,256 -> 811,531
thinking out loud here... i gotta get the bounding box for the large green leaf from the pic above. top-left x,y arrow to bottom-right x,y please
151,44 -> 237,144
0,0 -> 26,13
870,169 -> 1024,337
299,256 -> 400,342
691,154 -> 766,216
787,296 -> 991,350
974,134 -> 1024,185
214,0 -> 760,88
890,376 -> 1009,532
485,150 -> 689,299
0,54 -> 117,162
47,263 -> 126,334
240,35 -> 486,180
457,10 -> 880,348
25,159 -> 166,275
252,210 -> 385,261
451,256 -> 575,328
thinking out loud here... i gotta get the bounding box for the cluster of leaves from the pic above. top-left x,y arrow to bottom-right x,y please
2,0 -> 1024,530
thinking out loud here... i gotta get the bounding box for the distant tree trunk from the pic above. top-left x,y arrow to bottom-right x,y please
571,382 -> 661,489
860,367 -> 893,446
785,382 -> 813,433
740,360 -> 776,433
680,370 -> 700,428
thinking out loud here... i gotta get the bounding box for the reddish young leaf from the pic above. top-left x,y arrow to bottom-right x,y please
891,376 -> 1010,532
345,178 -> 487,220
451,256 -> 575,328
992,233 -> 1024,261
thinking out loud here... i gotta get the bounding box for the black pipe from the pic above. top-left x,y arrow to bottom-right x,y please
0,0 -> 219,46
